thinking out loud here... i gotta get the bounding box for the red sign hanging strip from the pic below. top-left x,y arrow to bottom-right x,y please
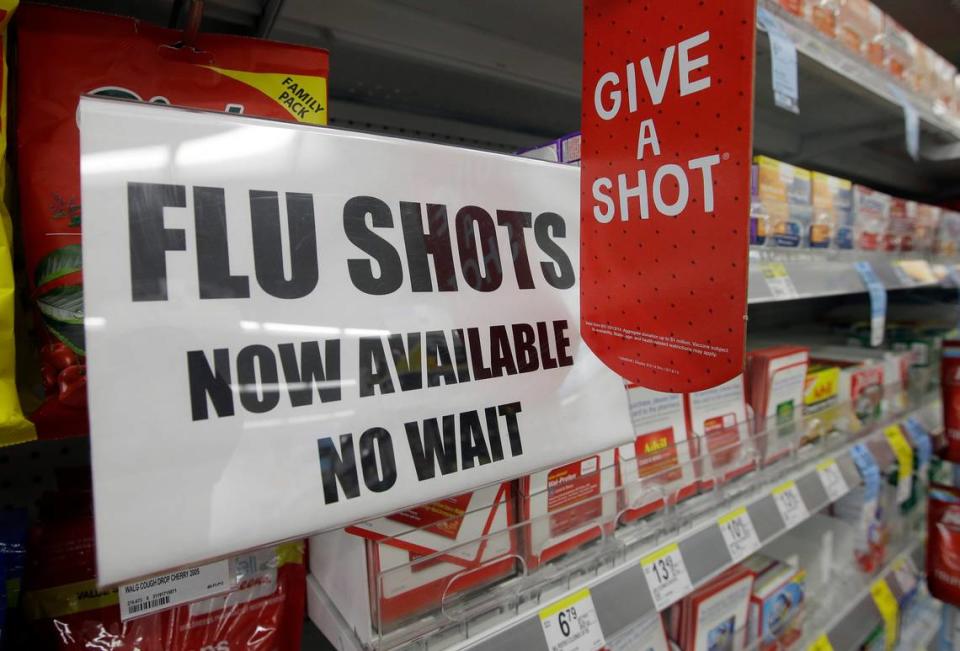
581,0 -> 758,392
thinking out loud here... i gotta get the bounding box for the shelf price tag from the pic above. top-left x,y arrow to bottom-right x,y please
807,633 -> 834,651
816,458 -> 849,501
772,480 -> 809,528
641,543 -> 693,611
903,417 -> 932,484
869,578 -> 899,651
539,588 -> 605,651
761,262 -> 799,299
757,8 -> 799,114
854,262 -> 886,347
883,425 -> 914,505
886,82 -> 919,161
718,506 -> 761,562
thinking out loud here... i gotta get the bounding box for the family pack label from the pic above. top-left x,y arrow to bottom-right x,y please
581,0 -> 758,392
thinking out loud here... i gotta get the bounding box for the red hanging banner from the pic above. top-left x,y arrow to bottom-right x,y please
580,0 -> 757,393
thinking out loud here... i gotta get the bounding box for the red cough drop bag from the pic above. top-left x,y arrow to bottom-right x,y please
942,342 -> 960,462
927,484 -> 960,606
23,510 -> 306,651
15,4 -> 329,439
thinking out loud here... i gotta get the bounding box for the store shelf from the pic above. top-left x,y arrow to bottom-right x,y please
63,0 -> 960,198
754,0 -> 960,198
747,249 -> 943,303
308,395 -> 937,651
792,532 -> 924,651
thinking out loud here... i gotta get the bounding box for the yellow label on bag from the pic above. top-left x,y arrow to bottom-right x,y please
204,67 -> 328,125
870,578 -> 898,650
883,425 -> 913,482
807,633 -> 834,651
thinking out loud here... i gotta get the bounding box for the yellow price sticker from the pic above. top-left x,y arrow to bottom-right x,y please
883,425 -> 914,504
870,578 -> 898,651
763,262 -> 789,279
807,633 -> 834,651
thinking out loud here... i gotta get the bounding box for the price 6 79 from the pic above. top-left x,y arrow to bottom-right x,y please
556,606 -> 579,637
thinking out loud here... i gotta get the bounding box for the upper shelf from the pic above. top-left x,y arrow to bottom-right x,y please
43,0 -> 960,197
746,249 -> 952,303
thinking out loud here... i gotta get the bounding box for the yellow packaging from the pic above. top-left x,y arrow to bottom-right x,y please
754,156 -> 815,248
0,0 -> 34,446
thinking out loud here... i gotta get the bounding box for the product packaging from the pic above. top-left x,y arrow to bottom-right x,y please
908,203 -> 941,253
802,363 -> 842,444
618,385 -> 698,521
803,363 -> 841,416
749,165 -> 770,246
686,375 -> 752,484
927,484 -> 960,606
885,197 -> 910,251
679,565 -> 755,651
746,346 -> 810,463
809,0 -> 839,37
812,171 -> 853,249
811,355 -> 884,424
853,185 -> 892,251
22,512 -> 305,650
15,4 -> 329,439
519,451 -> 616,567
941,342 -> 960,463
0,0 -> 32,448
837,0 -> 885,66
755,156 -> 817,248
882,16 -> 916,84
935,210 -> 960,256
748,563 -> 806,649
517,132 -> 581,165
311,484 -> 517,638
778,0 -> 808,19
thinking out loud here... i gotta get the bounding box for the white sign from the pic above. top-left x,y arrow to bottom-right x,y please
79,98 -> 633,584
772,480 -> 809,528
120,559 -> 230,621
641,543 -> 693,611
539,588 -> 605,651
816,459 -> 849,501
718,506 -> 761,562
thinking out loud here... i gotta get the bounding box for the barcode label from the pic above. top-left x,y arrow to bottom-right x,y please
119,558 -> 230,621
127,595 -> 170,614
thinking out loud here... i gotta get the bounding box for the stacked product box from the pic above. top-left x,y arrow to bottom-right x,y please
853,185 -> 891,250
618,377 -> 750,515
518,451 -> 617,568
810,0 -> 840,38
517,132 -> 581,165
671,564 -> 756,651
881,16 -> 916,85
308,484 -> 518,645
837,0 -> 885,66
747,559 -> 807,650
812,171 -> 854,249
885,197 -> 910,252
754,156 -> 818,248
745,346 -> 810,463
802,362 -> 843,444
935,210 -> 960,256
688,375 -> 753,485
749,165 -> 770,246
618,384 -> 698,522
906,202 -> 941,252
